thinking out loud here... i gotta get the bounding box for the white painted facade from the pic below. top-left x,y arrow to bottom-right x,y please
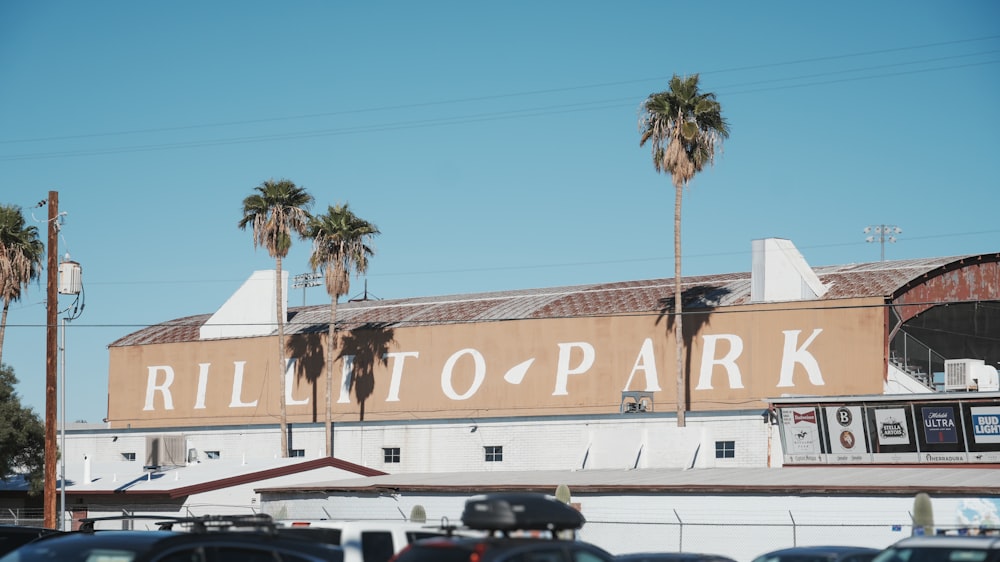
64,411 -> 776,479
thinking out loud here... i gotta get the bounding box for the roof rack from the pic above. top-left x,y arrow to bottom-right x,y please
460,492 -> 584,534
78,513 -> 276,534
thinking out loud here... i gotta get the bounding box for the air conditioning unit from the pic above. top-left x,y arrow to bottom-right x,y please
145,435 -> 187,468
944,359 -> 1000,392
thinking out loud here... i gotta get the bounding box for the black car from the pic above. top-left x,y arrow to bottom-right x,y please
616,553 -> 738,562
0,525 -> 63,556
751,545 -> 881,562
390,492 -> 615,562
0,514 -> 344,562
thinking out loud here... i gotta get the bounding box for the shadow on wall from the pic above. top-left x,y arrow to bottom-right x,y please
338,323 -> 396,421
656,284 -> 731,410
286,318 -> 326,423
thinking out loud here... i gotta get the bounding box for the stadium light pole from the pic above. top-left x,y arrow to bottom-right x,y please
863,225 -> 902,261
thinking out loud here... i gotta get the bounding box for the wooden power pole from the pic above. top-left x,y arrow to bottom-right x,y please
43,191 -> 58,529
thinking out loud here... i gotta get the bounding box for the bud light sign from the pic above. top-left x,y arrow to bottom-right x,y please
971,407 -> 1000,444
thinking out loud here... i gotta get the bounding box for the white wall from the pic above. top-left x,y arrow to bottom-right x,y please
65,412 -> 773,475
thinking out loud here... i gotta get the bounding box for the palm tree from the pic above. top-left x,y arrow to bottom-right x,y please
0,204 -> 45,368
307,203 -> 379,456
238,179 -> 314,457
639,74 -> 729,427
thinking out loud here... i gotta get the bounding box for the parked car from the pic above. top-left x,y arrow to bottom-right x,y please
616,553 -> 738,562
0,525 -> 63,556
871,534 -> 1000,562
274,519 -> 463,562
390,492 -> 616,562
0,514 -> 344,562
751,545 -> 881,562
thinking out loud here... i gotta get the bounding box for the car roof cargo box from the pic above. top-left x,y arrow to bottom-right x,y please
461,492 -> 585,532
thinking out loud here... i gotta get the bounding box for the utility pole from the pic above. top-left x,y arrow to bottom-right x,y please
44,191 -> 58,529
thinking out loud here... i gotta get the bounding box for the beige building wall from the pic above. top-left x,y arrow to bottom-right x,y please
107,297 -> 886,429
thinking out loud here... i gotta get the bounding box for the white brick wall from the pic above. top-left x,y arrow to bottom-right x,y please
65,412 -> 776,473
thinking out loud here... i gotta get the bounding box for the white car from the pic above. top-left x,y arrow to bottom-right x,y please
873,535 -> 1000,562
274,519 -> 463,562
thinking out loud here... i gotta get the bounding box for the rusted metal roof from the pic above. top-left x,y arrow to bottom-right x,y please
110,254 -> 994,348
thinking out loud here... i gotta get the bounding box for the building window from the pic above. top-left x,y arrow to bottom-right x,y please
290,449 -> 305,458
205,450 -> 221,460
485,446 -> 503,462
121,452 -> 136,461
715,440 -> 735,459
383,447 -> 400,463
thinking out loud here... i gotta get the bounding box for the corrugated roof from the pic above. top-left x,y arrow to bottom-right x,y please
110,255 -> 985,348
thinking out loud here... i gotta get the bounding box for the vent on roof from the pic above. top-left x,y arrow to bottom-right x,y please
750,238 -> 827,303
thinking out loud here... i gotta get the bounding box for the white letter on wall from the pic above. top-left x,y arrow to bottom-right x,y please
622,338 -> 662,392
143,366 -> 175,411
338,355 -> 355,404
194,363 -> 210,409
777,329 -> 825,387
696,334 -> 745,390
553,342 -> 595,396
441,349 -> 485,400
384,351 -> 419,402
229,361 -> 259,408
284,358 -> 309,406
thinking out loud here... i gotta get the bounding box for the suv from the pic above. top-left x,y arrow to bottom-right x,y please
389,492 -> 616,562
274,519 -> 458,562
872,534 -> 1000,562
0,525 -> 63,556
0,514 -> 344,562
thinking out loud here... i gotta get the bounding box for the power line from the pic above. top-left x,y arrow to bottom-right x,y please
0,44 -> 997,161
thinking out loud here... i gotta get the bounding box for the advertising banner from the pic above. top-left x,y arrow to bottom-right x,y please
914,403 -> 967,462
824,405 -> 870,463
867,406 -> 919,463
781,407 -> 823,463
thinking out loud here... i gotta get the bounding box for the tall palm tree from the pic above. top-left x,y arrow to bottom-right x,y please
307,203 -> 379,456
639,74 -> 729,427
238,179 -> 314,457
0,204 -> 45,367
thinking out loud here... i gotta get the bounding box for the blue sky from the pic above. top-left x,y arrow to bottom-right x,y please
2,1 -> 998,424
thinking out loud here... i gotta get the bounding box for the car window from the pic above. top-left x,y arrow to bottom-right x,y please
890,549 -> 993,562
84,550 -> 140,562
505,547 -> 567,562
572,549 -> 610,562
205,545 -> 287,562
156,548 -> 205,562
360,531 -> 395,562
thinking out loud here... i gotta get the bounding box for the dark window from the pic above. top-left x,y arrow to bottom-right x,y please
290,449 -> 305,458
715,440 -> 735,459
485,446 -> 503,462
205,451 -> 221,460
505,546 -> 565,562
122,452 -> 136,461
361,531 -> 395,562
383,447 -> 400,463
